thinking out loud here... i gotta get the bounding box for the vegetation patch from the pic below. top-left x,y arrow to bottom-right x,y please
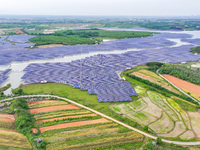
28,100 -> 68,109
39,118 -> 110,132
0,130 -> 32,149
29,104 -> 80,114
158,121 -> 187,138
29,29 -> 154,46
0,121 -> 15,129
188,112 -> 200,138
46,131 -> 143,150
38,115 -> 101,127
159,64 -> 200,86
34,109 -> 91,121
149,112 -> 174,134
147,91 -> 179,121
190,46 -> 200,54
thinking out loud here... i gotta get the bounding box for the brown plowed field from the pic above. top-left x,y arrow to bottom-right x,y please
0,114 -> 15,122
0,129 -> 17,133
27,100 -> 57,105
36,113 -> 97,124
32,128 -> 38,134
163,74 -> 200,95
29,104 -> 79,114
39,118 -> 109,132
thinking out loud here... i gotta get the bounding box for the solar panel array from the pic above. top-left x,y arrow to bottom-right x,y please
22,44 -> 200,102
181,38 -> 200,45
0,33 -> 189,65
7,35 -> 36,43
0,32 -> 200,102
0,69 -> 11,85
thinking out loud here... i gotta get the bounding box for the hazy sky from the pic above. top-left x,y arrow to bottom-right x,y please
0,0 -> 200,16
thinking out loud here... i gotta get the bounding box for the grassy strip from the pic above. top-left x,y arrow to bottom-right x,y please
35,109 -> 91,120
173,98 -> 198,112
0,130 -> 32,149
126,73 -> 199,105
46,131 -> 143,150
28,101 -> 68,109
0,84 -> 11,93
38,115 -> 102,127
45,126 -> 126,143
41,122 -> 118,137
0,121 -> 15,129
0,145 -> 31,150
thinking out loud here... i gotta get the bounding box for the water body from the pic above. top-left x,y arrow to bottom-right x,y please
0,30 -> 200,95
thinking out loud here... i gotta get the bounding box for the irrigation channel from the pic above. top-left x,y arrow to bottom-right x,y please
2,94 -> 200,146
0,29 -> 199,95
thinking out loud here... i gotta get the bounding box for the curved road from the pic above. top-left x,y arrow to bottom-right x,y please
2,95 -> 200,146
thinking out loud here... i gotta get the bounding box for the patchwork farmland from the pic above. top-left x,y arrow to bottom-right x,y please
26,98 -> 144,149
109,65 -> 200,141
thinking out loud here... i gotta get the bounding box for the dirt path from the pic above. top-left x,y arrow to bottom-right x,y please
39,118 -> 109,132
29,104 -> 79,114
36,113 -> 97,124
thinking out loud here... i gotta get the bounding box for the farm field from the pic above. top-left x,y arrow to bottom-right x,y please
0,111 -> 32,149
117,65 -> 200,140
26,98 -> 145,149
163,74 -> 200,96
20,63 -> 200,142
132,69 -> 181,94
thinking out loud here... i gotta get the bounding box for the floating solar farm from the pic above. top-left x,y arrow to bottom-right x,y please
0,33 -> 191,65
0,31 -> 200,102
0,69 -> 11,85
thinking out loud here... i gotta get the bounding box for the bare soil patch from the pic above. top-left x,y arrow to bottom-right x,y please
0,129 -> 17,133
188,112 -> 200,138
0,114 -> 15,122
29,104 -> 79,114
36,113 -> 97,124
39,118 -> 109,132
180,130 -> 196,140
32,128 -> 38,134
149,112 -> 174,134
158,121 -> 186,138
163,74 -> 200,95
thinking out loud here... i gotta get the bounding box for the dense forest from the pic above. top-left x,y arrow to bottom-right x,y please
159,64 -> 200,86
